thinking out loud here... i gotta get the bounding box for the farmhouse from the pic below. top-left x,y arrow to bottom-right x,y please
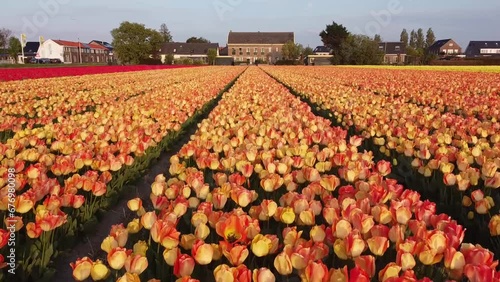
89,40 -> 116,62
37,39 -> 109,63
19,42 -> 40,63
378,42 -> 406,64
305,46 -> 333,66
160,42 -> 220,64
427,39 -> 462,56
227,31 -> 294,64
465,41 -> 500,57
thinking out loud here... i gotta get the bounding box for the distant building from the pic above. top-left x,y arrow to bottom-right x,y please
227,31 -> 294,64
465,41 -> 500,58
37,39 -> 109,63
159,42 -> 220,63
378,42 -> 406,64
17,42 -> 40,63
427,39 -> 462,56
89,40 -> 115,62
305,46 -> 333,65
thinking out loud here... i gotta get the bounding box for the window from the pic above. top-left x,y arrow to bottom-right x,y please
261,48 -> 265,54
276,47 -> 279,52
239,48 -> 242,55
269,47 -> 272,53
232,48 -> 236,55
395,46 -> 400,51
449,43 -> 454,46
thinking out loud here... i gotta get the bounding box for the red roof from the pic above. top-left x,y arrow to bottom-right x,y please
52,40 -> 108,50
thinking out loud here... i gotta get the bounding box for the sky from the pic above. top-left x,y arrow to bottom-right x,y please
2,0 -> 500,49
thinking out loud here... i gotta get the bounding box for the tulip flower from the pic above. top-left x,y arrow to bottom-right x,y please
70,257 -> 93,281
253,267 -> 275,282
107,247 -> 130,270
191,239 -> 213,265
124,254 -> 148,274
90,259 -> 110,281
173,253 -> 195,277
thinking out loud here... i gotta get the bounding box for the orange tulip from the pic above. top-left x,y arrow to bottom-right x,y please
354,255 -> 375,278
489,215 -> 500,236
320,175 -> 341,192
251,234 -> 273,257
214,264 -> 235,282
216,214 -> 248,244
252,267 -> 275,282
191,239 -> 213,265
101,236 -> 119,253
367,236 -> 389,256
151,220 -> 180,249
274,251 -> 293,275
124,254 -> 148,275
26,222 -> 42,238
174,253 -> 195,278
232,264 -> 252,282
117,273 -> 140,282
70,257 -> 93,281
396,251 -> 416,271
444,248 -> 465,271
220,241 -> 249,266
328,266 -> 348,282
304,260 -> 329,282
107,247 -> 131,270
378,262 -> 401,282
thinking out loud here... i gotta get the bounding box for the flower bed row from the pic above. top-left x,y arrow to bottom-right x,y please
0,67 -> 216,142
0,66 -> 245,281
0,65 -> 197,82
293,67 -> 500,121
70,67 -> 500,282
261,66 -> 500,261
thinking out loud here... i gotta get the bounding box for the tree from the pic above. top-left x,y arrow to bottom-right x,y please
416,28 -> 425,50
320,21 -> 350,52
0,28 -> 12,49
409,30 -> 417,48
159,23 -> 172,43
186,37 -> 210,43
111,21 -> 164,64
303,46 -> 314,57
337,34 -> 384,65
8,37 -> 21,63
282,41 -> 302,60
400,29 -> 409,47
374,34 -> 382,43
207,48 -> 217,65
425,28 -> 436,49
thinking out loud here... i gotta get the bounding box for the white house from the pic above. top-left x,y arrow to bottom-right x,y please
159,42 -> 220,63
36,39 -> 65,61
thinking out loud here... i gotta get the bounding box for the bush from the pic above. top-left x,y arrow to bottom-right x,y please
139,58 -> 163,65
164,54 -> 174,65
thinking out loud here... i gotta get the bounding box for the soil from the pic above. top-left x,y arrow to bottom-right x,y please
52,107 -> 211,282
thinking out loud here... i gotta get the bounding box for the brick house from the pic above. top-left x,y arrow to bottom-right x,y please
159,42 -> 220,63
89,40 -> 116,62
378,42 -> 406,64
227,31 -> 294,64
427,39 -> 462,56
37,39 -> 109,63
465,41 -> 500,57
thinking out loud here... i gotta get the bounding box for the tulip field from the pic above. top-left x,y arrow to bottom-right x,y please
1,66 -> 499,282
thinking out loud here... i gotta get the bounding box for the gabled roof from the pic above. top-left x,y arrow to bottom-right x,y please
428,39 -> 452,49
160,42 -> 219,55
313,46 -> 331,53
52,40 -> 107,50
378,42 -> 406,55
23,42 -> 40,54
90,40 -> 113,50
219,46 -> 228,56
465,41 -> 500,56
228,32 -> 294,44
